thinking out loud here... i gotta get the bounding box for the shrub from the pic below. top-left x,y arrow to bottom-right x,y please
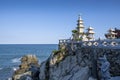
72,30 -> 78,33
52,50 -> 61,56
76,38 -> 82,41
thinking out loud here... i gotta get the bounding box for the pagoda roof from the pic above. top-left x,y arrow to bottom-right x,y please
87,26 -> 94,30
108,28 -> 115,32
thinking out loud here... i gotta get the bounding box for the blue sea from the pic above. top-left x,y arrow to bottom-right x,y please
0,44 -> 58,80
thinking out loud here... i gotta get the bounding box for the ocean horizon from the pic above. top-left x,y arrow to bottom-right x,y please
0,44 -> 58,80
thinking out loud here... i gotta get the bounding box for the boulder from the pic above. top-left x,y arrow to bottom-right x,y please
13,54 -> 40,80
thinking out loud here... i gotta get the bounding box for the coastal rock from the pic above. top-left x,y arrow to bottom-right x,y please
12,42 -> 120,80
21,55 -> 39,66
39,45 -> 90,80
39,43 -> 120,80
19,75 -> 32,80
12,54 -> 40,80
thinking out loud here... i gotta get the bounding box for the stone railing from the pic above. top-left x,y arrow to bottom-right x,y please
81,39 -> 120,48
59,39 -> 120,49
59,39 -> 71,45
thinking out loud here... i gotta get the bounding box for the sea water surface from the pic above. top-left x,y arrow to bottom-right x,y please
0,44 -> 58,80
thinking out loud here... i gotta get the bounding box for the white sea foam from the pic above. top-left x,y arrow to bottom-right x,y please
8,77 -> 12,80
12,67 -> 19,71
11,57 -> 21,63
0,68 -> 2,70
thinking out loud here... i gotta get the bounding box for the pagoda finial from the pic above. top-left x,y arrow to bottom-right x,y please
78,13 -> 82,20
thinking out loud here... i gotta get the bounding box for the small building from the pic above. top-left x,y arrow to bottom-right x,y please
115,28 -> 120,38
86,27 -> 95,41
105,28 -> 116,39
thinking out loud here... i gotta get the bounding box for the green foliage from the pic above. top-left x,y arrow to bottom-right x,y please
52,50 -> 61,56
75,37 -> 83,41
52,48 -> 66,56
60,47 -> 66,52
56,55 -> 62,63
52,45 -> 69,66
72,29 -> 78,33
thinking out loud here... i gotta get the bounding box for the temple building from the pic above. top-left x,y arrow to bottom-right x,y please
105,28 -> 116,39
105,28 -> 120,39
72,15 -> 95,41
115,28 -> 120,38
86,27 -> 95,41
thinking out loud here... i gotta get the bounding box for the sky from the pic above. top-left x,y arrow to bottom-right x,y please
0,0 -> 120,44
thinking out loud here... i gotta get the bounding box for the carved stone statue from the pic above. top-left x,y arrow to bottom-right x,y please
98,55 -> 111,80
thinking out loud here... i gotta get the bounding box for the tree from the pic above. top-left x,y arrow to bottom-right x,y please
72,29 -> 78,33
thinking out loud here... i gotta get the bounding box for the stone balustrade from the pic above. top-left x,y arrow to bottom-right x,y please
59,39 -> 71,43
59,39 -> 72,46
59,39 -> 120,49
81,39 -> 120,48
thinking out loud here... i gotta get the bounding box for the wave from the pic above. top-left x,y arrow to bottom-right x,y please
0,68 -> 2,70
12,67 -> 19,71
8,77 -> 12,80
11,57 -> 21,63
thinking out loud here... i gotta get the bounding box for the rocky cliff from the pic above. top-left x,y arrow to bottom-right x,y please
39,42 -> 120,80
12,41 -> 120,80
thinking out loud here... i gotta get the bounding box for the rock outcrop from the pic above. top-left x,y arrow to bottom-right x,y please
12,54 -> 40,80
12,42 -> 120,80
39,44 -> 91,80
39,43 -> 120,80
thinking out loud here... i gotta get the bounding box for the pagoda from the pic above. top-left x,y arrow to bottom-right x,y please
72,15 -> 95,41
86,27 -> 95,41
105,28 -> 116,39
